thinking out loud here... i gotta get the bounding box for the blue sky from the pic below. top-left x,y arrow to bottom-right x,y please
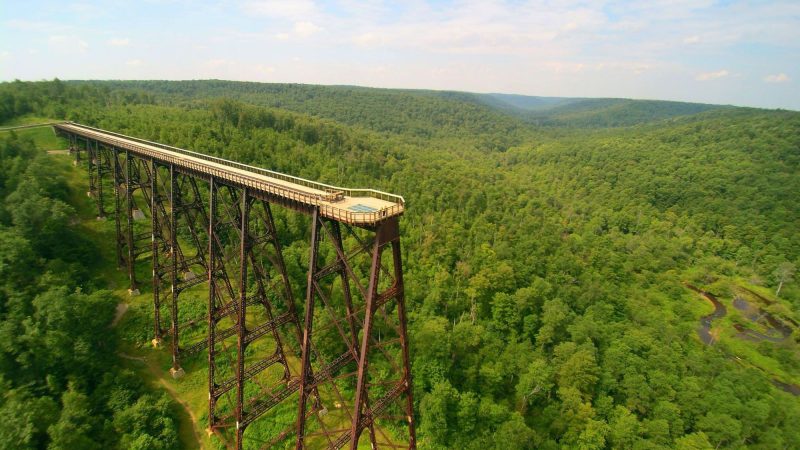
1,0 -> 798,109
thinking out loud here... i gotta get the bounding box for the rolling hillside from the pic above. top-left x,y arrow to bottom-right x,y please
1,79 -> 798,449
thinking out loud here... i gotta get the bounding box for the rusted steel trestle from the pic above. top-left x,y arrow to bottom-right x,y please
57,123 -> 415,450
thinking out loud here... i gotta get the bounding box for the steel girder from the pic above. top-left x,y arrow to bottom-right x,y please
65,131 -> 416,450
206,180 -> 311,450
295,213 -> 416,450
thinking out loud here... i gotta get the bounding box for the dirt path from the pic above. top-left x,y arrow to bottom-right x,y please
118,352 -> 147,362
111,303 -> 129,328
118,352 -> 205,449
156,374 -> 205,449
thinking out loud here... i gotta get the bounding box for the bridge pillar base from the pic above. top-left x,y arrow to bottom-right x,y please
132,209 -> 146,221
169,367 -> 185,379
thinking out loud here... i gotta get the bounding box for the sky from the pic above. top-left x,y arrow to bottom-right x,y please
1,0 -> 798,110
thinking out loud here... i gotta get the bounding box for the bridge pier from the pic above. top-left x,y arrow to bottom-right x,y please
124,150 -> 138,293
293,214 -> 415,449
54,122 -> 417,450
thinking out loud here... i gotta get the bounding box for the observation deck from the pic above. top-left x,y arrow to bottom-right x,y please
54,122 -> 404,226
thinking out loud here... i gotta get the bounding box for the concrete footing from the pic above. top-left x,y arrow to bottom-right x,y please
169,367 -> 185,379
132,209 -> 146,221
183,270 -> 196,281
128,288 -> 140,296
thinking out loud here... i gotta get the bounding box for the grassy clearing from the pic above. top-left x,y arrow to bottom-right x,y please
0,114 -> 61,127
0,125 -> 65,149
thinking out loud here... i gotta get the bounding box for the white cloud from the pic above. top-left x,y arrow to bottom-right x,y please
541,60 -> 658,76
6,19 -> 65,32
683,35 -> 700,44
696,69 -> 729,81
764,73 -> 790,83
294,21 -> 321,37
108,38 -> 130,46
275,33 -> 289,40
205,59 -> 231,68
255,64 -> 276,75
544,61 -> 587,74
125,59 -> 142,67
241,0 -> 317,20
48,35 -> 89,54
345,2 -> 604,57
70,2 -> 100,16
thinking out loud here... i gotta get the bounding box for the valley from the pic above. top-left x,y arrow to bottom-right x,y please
0,80 -> 798,449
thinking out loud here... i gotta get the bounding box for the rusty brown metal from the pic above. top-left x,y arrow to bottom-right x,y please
151,159 -> 163,345
207,177 -> 219,429
112,147 -> 124,269
293,214 -> 415,449
124,150 -> 138,292
204,181 -> 311,449
55,124 -> 416,450
296,207 -> 321,449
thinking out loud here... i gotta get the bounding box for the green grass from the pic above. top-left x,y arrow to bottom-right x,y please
0,114 -> 61,127
0,124 -> 65,149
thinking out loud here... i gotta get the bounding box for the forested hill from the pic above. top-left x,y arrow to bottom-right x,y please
522,98 -> 725,127
66,80 -> 729,136
471,93 -> 581,114
75,80 -> 527,142
1,79 -> 799,449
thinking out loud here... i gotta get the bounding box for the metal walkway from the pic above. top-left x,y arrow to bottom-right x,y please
54,122 -> 404,226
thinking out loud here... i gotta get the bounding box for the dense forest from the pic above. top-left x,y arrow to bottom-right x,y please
0,79 -> 798,449
0,129 -> 179,449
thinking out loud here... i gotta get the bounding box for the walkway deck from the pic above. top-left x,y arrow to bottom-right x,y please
54,122 -> 403,226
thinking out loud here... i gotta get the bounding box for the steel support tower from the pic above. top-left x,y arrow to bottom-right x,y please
57,122 -> 416,450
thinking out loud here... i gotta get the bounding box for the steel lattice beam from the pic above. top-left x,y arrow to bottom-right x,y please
55,124 -> 416,450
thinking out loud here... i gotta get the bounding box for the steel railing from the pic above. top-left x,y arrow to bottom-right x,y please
55,122 -> 404,225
